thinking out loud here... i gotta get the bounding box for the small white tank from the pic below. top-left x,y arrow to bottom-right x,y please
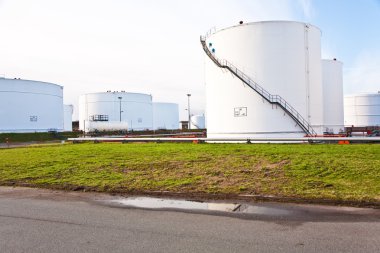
190,115 -> 205,129
322,59 -> 344,134
79,92 -> 153,131
63,104 -> 73,132
153,102 -> 179,130
0,78 -> 64,133
344,93 -> 380,126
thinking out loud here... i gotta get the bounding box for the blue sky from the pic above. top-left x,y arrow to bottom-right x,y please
307,0 -> 380,63
302,0 -> 380,96
0,0 -> 379,120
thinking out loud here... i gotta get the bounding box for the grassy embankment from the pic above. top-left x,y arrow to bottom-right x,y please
0,132 -> 79,143
0,142 -> 379,204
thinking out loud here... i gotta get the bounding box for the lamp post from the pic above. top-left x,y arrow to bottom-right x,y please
118,96 -> 123,122
187,94 -> 191,129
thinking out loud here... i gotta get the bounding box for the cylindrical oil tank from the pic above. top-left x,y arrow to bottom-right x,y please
63,104 -> 73,132
204,21 -> 324,138
0,78 -> 64,133
79,92 -> 153,131
190,115 -> 205,129
344,93 -> 380,126
153,102 -> 179,130
322,59 -> 344,134
85,121 -> 128,132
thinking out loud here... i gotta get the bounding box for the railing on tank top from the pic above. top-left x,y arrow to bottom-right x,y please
200,35 -> 317,136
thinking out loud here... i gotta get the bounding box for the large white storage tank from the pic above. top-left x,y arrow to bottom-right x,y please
322,59 -> 344,134
344,93 -> 380,126
153,102 -> 179,130
190,115 -> 205,129
0,78 -> 64,133
79,92 -> 153,132
203,21 -> 324,138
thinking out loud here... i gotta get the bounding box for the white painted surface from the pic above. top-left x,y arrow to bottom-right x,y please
322,59 -> 344,133
205,21 -> 324,138
190,115 -> 205,129
79,92 -> 153,131
344,93 -> 380,126
153,102 -> 179,130
0,78 -> 63,133
83,121 -> 128,132
63,104 -> 73,132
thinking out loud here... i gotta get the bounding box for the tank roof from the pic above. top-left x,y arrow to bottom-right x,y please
0,77 -> 62,88
210,20 -> 321,37
83,91 -> 151,96
153,102 -> 178,105
322,58 -> 343,64
345,93 -> 380,97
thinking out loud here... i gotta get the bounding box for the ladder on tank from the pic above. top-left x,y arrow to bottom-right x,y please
200,36 -> 317,136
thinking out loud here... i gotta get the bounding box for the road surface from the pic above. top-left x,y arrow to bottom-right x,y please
0,187 -> 379,253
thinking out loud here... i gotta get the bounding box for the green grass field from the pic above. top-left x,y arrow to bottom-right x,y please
0,142 -> 379,203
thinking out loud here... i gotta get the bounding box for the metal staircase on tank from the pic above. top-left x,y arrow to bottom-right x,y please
200,35 -> 317,136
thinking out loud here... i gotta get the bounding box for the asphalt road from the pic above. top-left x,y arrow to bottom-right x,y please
0,187 -> 379,253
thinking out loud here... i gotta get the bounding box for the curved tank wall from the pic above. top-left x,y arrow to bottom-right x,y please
0,78 -> 64,133
322,59 -> 344,134
79,92 -> 153,131
153,102 -> 179,130
344,93 -> 380,126
204,21 -> 324,138
85,121 -> 129,132
190,115 -> 205,129
63,104 -> 73,132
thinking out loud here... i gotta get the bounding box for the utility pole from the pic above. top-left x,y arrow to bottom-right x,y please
187,94 -> 191,129
118,96 -> 123,122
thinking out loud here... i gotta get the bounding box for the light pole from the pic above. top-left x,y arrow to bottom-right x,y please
118,96 -> 123,122
187,94 -> 191,129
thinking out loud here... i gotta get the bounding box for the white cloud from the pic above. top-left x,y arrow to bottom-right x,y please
344,50 -> 380,94
0,0 -> 299,120
321,40 -> 338,60
234,0 -> 295,22
297,0 -> 315,20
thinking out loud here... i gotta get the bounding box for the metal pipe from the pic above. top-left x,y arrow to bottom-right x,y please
68,137 -> 380,142
118,96 -> 122,122
187,94 -> 191,129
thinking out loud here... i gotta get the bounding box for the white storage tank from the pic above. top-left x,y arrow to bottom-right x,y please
203,21 -> 324,138
190,115 -> 205,129
322,59 -> 344,134
84,121 -> 128,132
79,92 -> 153,132
153,102 -> 179,130
0,78 -> 64,133
63,104 -> 73,132
344,93 -> 380,126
